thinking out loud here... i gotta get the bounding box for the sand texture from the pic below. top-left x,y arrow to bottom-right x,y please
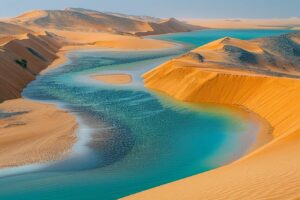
0,32 -> 62,102
124,32 -> 300,200
7,8 -> 204,36
0,99 -> 77,168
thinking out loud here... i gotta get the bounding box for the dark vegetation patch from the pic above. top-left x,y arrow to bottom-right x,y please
26,47 -> 47,62
223,45 -> 258,65
180,52 -> 205,62
15,59 -> 27,69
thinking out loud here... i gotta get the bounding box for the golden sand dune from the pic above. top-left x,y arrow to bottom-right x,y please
8,8 -> 204,36
124,32 -> 300,199
135,18 -> 205,36
0,99 -> 77,168
0,32 -> 62,102
179,32 -> 300,77
0,21 -> 33,36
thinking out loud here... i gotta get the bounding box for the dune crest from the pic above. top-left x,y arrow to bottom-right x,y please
7,9 -> 204,36
124,32 -> 300,199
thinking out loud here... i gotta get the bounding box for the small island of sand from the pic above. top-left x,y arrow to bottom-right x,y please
91,74 -> 133,85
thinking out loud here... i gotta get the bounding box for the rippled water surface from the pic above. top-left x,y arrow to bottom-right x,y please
0,29 -> 293,200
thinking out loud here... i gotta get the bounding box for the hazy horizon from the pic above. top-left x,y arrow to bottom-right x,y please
0,0 -> 299,19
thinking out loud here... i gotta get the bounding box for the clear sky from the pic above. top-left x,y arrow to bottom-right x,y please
0,0 -> 299,19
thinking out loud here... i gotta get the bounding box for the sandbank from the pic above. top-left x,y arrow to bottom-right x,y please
91,74 -> 132,85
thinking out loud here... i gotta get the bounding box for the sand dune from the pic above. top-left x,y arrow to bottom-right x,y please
185,18 -> 300,30
0,32 -> 62,102
179,32 -> 300,77
0,21 -> 33,36
124,32 -> 300,199
0,99 -> 77,168
7,8 -> 204,36
135,18 -> 205,36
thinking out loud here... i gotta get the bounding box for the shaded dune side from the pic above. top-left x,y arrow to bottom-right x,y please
124,33 -> 300,199
135,18 -> 205,36
0,32 -> 61,102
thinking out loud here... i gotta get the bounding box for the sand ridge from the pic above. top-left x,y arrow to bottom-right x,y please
6,8 -> 204,36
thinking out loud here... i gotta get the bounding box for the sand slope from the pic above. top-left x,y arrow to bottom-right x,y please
184,32 -> 300,77
8,8 -> 204,36
0,99 -> 77,168
135,18 -> 205,36
124,32 -> 300,199
0,32 -> 62,102
0,21 -> 33,36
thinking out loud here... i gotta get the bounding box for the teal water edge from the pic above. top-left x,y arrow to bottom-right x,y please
0,30 -> 292,200
150,29 -> 295,48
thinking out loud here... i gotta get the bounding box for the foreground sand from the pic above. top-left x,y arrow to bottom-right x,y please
91,74 -> 132,85
0,99 -> 77,168
124,33 -> 300,199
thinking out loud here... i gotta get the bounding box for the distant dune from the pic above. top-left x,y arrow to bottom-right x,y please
184,18 -> 300,30
0,21 -> 33,36
124,31 -> 300,200
135,18 -> 205,36
7,8 -> 205,36
182,32 -> 300,77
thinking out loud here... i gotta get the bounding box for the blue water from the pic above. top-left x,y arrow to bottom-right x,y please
150,29 -> 295,48
0,29 -> 292,200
